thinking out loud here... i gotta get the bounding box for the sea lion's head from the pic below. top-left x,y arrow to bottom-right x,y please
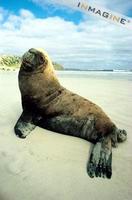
21,48 -> 48,72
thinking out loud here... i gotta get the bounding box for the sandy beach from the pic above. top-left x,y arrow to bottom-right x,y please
0,71 -> 132,200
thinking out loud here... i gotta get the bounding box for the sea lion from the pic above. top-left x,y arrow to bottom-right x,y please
14,48 -> 127,179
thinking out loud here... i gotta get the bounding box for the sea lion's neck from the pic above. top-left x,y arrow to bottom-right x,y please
43,64 -> 60,85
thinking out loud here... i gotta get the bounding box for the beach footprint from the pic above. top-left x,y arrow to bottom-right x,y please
0,150 -> 25,176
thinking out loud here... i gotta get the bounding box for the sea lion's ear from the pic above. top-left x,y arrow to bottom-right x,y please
43,57 -> 48,67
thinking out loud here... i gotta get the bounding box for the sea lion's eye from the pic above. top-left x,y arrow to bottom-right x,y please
39,56 -> 44,64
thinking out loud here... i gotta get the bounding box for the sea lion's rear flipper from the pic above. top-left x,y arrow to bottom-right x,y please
14,110 -> 36,139
116,129 -> 127,143
87,136 -> 112,179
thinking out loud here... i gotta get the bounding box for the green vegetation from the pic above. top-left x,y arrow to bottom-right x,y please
0,55 -> 64,70
0,55 -> 21,68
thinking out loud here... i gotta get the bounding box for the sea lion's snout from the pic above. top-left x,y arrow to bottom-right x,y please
22,48 -> 47,72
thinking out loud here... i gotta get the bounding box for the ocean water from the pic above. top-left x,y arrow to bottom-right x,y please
57,70 -> 132,81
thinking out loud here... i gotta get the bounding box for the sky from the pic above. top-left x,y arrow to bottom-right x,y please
0,0 -> 132,70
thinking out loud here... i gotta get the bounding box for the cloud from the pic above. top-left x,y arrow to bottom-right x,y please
89,0 -> 132,14
0,7 -> 132,70
31,0 -> 76,8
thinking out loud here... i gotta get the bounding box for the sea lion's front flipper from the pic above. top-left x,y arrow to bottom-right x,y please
14,110 -> 36,139
87,136 -> 112,179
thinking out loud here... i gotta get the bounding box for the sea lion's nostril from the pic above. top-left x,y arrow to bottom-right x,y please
29,48 -> 37,54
